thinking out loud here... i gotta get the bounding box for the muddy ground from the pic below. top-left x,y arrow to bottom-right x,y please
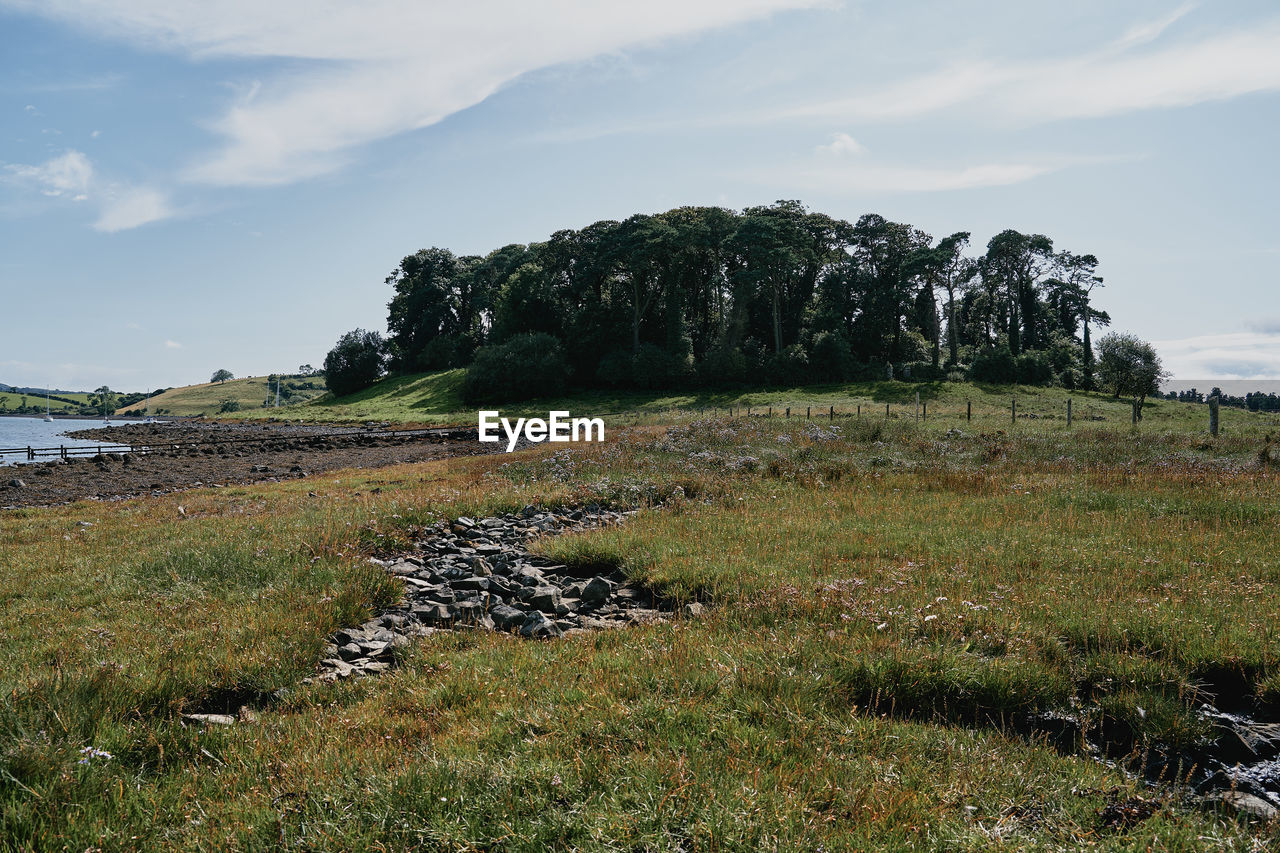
1,420 -> 497,509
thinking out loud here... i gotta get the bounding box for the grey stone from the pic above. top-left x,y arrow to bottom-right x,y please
526,585 -> 562,613
412,603 -> 453,624
681,602 -> 705,618
1221,791 -> 1279,820
338,642 -> 365,661
183,713 -> 236,726
580,576 -> 613,604
421,587 -> 457,605
451,576 -> 490,592
519,611 -> 563,639
490,604 -> 526,629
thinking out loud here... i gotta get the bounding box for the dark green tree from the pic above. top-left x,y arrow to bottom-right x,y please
324,329 -> 386,397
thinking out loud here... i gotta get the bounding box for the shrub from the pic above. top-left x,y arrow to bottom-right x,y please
324,329 -> 387,397
697,346 -> 748,386
595,350 -> 633,388
217,399 -> 241,413
1014,351 -> 1055,385
969,348 -> 1016,384
766,343 -> 810,385
463,332 -> 569,403
809,331 -> 851,382
632,344 -> 689,390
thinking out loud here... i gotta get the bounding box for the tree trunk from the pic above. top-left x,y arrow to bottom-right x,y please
772,284 -> 783,354
946,286 -> 958,367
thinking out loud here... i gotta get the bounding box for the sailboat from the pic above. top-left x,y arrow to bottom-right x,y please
144,390 -> 155,424
42,389 -> 53,422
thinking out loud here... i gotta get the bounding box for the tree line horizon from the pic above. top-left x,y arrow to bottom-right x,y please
325,200 -> 1152,402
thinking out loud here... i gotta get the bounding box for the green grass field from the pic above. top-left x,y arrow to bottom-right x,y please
118,375 -> 327,417
0,390 -> 92,414
2,389 -> 1279,849
246,368 -> 1279,442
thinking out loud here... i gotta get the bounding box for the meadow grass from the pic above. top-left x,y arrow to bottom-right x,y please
1,409 -> 1278,849
239,369 -> 1280,444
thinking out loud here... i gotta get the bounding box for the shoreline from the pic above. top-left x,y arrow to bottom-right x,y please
2,420 -> 495,510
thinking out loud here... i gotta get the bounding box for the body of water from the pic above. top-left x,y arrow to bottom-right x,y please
0,417 -> 143,466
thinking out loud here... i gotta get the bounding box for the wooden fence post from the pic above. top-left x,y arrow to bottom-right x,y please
1067,398 -> 1072,427
885,402 -> 890,418
1132,399 -> 1140,425
829,406 -> 834,421
967,400 -> 971,421
922,400 -> 927,420
1011,398 -> 1016,424
768,406 -> 772,418
806,406 -> 810,420
786,407 -> 790,419
1209,396 -> 1220,437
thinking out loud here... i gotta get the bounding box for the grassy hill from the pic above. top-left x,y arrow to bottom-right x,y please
118,374 -> 326,417
244,368 -> 1280,438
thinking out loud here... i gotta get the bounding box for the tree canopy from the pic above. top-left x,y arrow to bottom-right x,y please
211,369 -> 234,384
377,201 -> 1122,393
323,329 -> 386,397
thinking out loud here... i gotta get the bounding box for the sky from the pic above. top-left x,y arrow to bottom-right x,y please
2,0 -> 1278,392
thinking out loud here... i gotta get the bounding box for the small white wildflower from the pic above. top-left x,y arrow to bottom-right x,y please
923,614 -> 938,622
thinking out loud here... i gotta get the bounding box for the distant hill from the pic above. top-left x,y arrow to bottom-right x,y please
117,374 -> 327,417
0,383 -> 86,395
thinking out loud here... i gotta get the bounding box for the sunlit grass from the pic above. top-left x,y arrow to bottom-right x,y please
1,413 -> 1278,849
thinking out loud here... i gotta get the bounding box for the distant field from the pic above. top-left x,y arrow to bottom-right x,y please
242,368 -> 1280,440
0,390 -> 91,413
118,375 -> 326,417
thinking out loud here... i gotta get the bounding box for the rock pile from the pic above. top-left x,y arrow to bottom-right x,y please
309,505 -> 677,683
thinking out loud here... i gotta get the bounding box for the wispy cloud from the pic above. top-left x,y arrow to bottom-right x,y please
3,150 -> 93,200
1154,331 -> 1280,378
164,340 -> 182,349
3,149 -> 173,230
814,132 -> 865,157
93,187 -> 173,232
747,143 -> 1126,194
2,0 -> 828,187
1111,1 -> 1197,51
783,14 -> 1280,125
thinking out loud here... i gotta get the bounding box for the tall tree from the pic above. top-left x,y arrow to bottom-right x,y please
983,230 -> 1054,354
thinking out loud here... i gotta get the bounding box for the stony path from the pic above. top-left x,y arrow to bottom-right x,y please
307,505 -> 691,683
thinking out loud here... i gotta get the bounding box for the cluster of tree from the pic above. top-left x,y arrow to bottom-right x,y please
1160,387 -> 1280,412
327,202 -> 1141,402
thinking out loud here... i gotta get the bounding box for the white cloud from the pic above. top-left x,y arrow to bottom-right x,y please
814,132 -> 864,157
1,0 -> 828,187
164,340 -> 182,349
93,187 -> 174,232
1154,331 -> 1280,379
3,150 -> 175,230
781,14 -> 1280,125
3,150 -> 93,199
